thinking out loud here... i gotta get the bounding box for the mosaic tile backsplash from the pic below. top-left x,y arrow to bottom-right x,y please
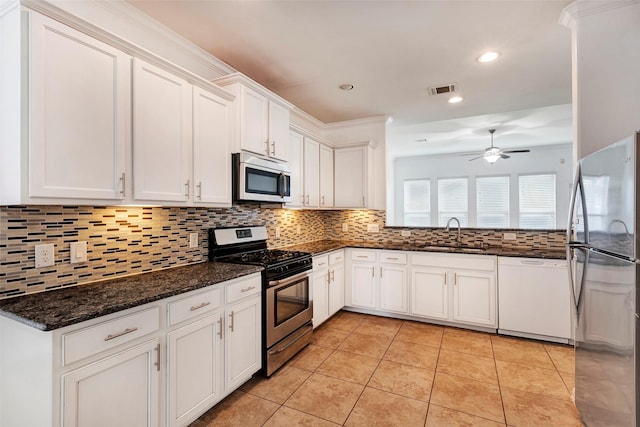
0,206 -> 565,298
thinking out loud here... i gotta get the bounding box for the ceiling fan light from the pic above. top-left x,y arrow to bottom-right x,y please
484,153 -> 500,163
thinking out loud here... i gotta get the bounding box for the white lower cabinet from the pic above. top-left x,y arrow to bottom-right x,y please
312,250 -> 345,327
346,249 -> 408,314
224,296 -> 261,391
410,253 -> 497,328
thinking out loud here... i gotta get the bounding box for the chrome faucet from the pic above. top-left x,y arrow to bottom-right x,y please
445,217 -> 461,246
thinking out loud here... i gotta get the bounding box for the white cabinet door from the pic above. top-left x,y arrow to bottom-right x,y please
287,131 -> 304,207
62,339 -> 160,427
379,265 -> 408,314
225,296 -> 261,391
303,138 -> 320,207
168,314 -> 223,427
192,86 -> 231,205
312,268 -> 329,327
268,102 -> 290,161
29,13 -> 129,200
410,267 -> 449,320
133,59 -> 192,202
452,270 -> 496,327
329,262 -> 345,316
239,86 -> 269,157
351,263 -> 377,309
319,144 -> 334,207
334,146 -> 367,208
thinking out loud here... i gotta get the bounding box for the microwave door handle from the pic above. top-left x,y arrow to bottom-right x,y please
279,172 -> 287,197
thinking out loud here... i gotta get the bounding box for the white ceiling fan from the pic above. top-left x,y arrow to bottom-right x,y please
462,129 -> 531,164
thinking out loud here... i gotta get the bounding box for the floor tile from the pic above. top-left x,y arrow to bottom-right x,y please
337,332 -> 392,358
368,359 -> 434,402
311,326 -> 351,349
354,315 -> 402,339
441,328 -> 494,358
496,360 -> 571,400
430,372 -> 505,423
316,350 -> 379,384
192,390 -> 279,426
501,387 -> 582,427
491,335 -> 555,369
290,344 -> 334,372
284,373 -> 364,425
344,387 -> 428,427
436,348 -> 498,383
263,406 -> 339,427
544,343 -> 575,373
425,404 -> 506,427
383,339 -> 440,370
395,320 -> 444,348
240,365 -> 311,404
323,311 -> 364,332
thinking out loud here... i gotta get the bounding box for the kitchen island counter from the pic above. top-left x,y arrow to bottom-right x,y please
0,262 -> 263,331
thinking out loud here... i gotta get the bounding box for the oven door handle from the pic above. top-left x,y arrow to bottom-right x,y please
268,325 -> 312,355
268,271 -> 311,288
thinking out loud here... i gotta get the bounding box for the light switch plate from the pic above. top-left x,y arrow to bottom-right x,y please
367,223 -> 380,233
296,225 -> 301,235
342,223 -> 348,232
35,243 -> 55,268
70,241 -> 87,264
275,227 -> 281,239
503,232 -> 517,240
189,232 -> 198,248
401,230 -> 411,237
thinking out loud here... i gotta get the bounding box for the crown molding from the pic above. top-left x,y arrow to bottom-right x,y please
212,73 -> 295,110
0,0 -> 19,18
560,0 -> 639,28
323,115 -> 389,131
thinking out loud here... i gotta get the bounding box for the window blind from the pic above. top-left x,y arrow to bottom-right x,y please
477,176 -> 510,228
403,179 -> 430,226
519,174 -> 556,229
438,178 -> 468,226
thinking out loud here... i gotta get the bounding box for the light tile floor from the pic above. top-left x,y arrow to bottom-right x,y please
191,311 -> 582,427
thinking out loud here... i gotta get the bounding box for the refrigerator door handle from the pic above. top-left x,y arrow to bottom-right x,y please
567,165 -> 582,316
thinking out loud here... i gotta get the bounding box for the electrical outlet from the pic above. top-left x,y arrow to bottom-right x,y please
367,223 -> 380,233
275,227 -> 281,239
35,243 -> 55,268
70,241 -> 87,264
503,232 -> 517,241
189,232 -> 198,248
296,225 -> 301,235
342,223 -> 348,232
401,230 -> 411,237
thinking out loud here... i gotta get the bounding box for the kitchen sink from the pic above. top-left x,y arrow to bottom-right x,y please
417,245 -> 485,253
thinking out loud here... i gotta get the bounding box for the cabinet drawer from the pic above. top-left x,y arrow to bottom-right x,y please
63,306 -> 160,365
168,286 -> 222,326
226,275 -> 262,304
351,250 -> 375,262
329,251 -> 344,265
314,255 -> 329,269
378,252 -> 407,264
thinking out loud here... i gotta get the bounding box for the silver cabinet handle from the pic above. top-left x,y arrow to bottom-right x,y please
444,273 -> 447,286
119,172 -> 126,197
271,141 -> 276,156
264,140 -> 270,155
330,270 -> 335,282
241,286 -> 256,293
326,272 -> 330,285
357,255 -> 368,258
196,181 -> 202,200
321,195 -> 325,206
184,180 -> 190,198
362,195 -> 365,207
217,317 -> 223,340
154,343 -> 160,372
453,272 -> 457,285
229,311 -> 235,332
104,327 -> 138,341
371,267 -> 375,278
380,267 -> 383,277
190,301 -> 211,311
386,257 -> 399,261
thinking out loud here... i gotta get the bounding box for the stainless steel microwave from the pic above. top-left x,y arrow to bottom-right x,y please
232,152 -> 291,203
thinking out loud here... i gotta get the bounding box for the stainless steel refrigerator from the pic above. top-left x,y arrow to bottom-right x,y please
568,132 -> 640,426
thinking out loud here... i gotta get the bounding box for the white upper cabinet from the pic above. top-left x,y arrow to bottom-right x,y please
28,12 -> 130,201
319,144 -> 334,207
334,144 -> 374,208
133,59 -> 192,203
192,87 -> 232,206
286,131 -> 305,208
213,73 -> 293,162
303,138 -> 321,207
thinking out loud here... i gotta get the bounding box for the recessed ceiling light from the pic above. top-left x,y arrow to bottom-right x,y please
478,52 -> 499,63
339,83 -> 354,91
448,96 -> 463,104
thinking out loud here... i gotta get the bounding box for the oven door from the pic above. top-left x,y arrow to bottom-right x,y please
238,159 -> 291,203
266,271 -> 312,347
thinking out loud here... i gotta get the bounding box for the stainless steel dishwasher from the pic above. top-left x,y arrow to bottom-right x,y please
498,256 -> 572,343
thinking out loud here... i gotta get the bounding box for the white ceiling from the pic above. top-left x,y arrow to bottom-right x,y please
126,0 -> 573,154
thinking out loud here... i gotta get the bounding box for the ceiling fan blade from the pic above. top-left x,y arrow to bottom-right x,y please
502,149 -> 531,154
468,156 -> 484,161
500,154 -> 511,159
458,152 -> 483,157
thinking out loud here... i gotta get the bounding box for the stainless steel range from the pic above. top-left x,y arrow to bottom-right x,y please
209,226 -> 313,376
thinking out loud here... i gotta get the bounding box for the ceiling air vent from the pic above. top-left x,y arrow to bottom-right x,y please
428,83 -> 457,96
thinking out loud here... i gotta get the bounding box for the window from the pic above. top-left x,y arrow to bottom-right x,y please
403,179 -> 430,226
477,176 -> 510,228
519,174 -> 556,229
582,175 -> 609,231
438,178 -> 468,226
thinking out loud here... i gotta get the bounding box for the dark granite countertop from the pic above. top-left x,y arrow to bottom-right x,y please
0,262 -> 263,331
280,240 -> 566,259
